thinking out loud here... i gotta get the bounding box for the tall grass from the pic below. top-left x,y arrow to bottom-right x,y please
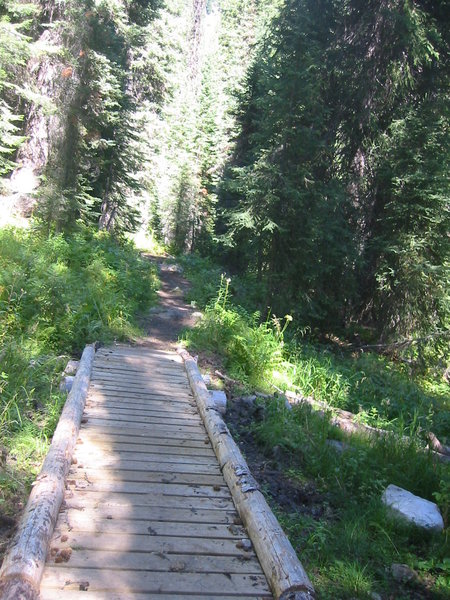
183,268 -> 449,598
0,225 -> 158,519
184,273 -> 448,441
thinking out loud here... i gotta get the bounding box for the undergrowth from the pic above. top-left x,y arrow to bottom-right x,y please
0,225 -> 158,523
184,273 -> 449,442
182,261 -> 449,599
255,399 -> 449,599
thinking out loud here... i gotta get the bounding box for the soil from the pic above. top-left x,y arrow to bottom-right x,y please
136,255 -> 201,349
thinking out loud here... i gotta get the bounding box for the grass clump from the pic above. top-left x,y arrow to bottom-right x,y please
254,399 -> 449,598
0,225 -> 158,524
185,275 -> 290,389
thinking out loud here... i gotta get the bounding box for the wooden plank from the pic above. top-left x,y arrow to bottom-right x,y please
76,434 -> 215,453
64,491 -> 235,511
57,512 -> 246,538
45,549 -> 263,574
71,456 -> 220,473
47,532 -> 252,557
75,442 -> 217,467
92,366 -> 187,380
84,403 -> 200,420
59,505 -> 239,525
82,411 -> 203,428
81,422 -> 208,440
93,362 -> 186,376
89,382 -> 191,398
87,390 -> 194,403
40,591 -> 271,600
91,372 -> 188,386
67,467 -> 225,487
90,381 -> 190,394
96,346 -> 181,359
40,568 -> 270,595
65,479 -> 230,498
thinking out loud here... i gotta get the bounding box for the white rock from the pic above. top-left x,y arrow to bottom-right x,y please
59,375 -> 74,393
64,360 -> 79,375
382,484 -> 444,532
209,390 -> 227,414
202,374 -> 211,386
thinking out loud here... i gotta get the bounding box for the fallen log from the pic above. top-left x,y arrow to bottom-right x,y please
285,392 -> 450,464
180,349 -> 315,600
0,344 -> 96,600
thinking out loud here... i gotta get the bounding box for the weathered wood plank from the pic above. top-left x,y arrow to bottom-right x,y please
91,373 -> 189,387
93,362 -> 186,376
64,491 -> 235,511
67,467 -> 225,486
76,434 -> 215,453
71,455 -> 220,473
89,383 -> 192,398
65,479 -> 230,498
87,390 -> 194,403
90,381 -> 190,394
82,411 -> 203,428
59,506 -> 238,525
84,403 -> 200,420
45,549 -> 262,574
40,591 -> 270,600
96,346 -> 181,359
40,567 -> 270,595
81,422 -> 208,440
81,422 -> 207,441
56,512 -> 246,538
92,366 -> 187,380
48,532 -> 252,557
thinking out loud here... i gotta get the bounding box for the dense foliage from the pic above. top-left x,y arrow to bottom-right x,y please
217,0 -> 449,352
184,268 -> 449,599
0,226 -> 157,518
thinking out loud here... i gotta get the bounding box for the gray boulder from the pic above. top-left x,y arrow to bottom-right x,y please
382,484 -> 444,531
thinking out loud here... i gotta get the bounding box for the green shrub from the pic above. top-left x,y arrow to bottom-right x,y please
0,225 -> 158,515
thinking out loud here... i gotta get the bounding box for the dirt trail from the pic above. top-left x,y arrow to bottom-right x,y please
136,255 -> 200,349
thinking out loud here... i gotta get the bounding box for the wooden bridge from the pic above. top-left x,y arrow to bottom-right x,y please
0,343 -> 314,600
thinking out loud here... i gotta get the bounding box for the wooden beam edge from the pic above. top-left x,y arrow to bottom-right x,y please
0,344 -> 96,600
178,348 -> 316,600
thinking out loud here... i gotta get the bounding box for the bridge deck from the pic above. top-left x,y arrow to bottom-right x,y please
39,346 -> 272,599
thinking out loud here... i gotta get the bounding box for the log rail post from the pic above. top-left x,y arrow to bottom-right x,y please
0,344 -> 96,600
179,348 -> 315,600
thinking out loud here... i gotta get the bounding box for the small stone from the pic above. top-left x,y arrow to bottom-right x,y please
370,593 -> 382,600
326,439 -> 349,454
241,395 -> 257,407
391,563 -> 418,583
209,390 -> 227,414
237,539 -> 252,551
64,360 -> 79,376
59,376 -> 74,393
202,374 -> 211,386
283,397 -> 292,411
382,484 -> 444,531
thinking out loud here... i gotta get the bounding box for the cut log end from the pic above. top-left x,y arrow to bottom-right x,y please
0,576 -> 39,600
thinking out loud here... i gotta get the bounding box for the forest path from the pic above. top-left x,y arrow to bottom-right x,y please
136,255 -> 200,350
38,259 -> 273,599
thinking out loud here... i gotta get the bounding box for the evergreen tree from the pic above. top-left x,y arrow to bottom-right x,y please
218,0 -> 449,343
